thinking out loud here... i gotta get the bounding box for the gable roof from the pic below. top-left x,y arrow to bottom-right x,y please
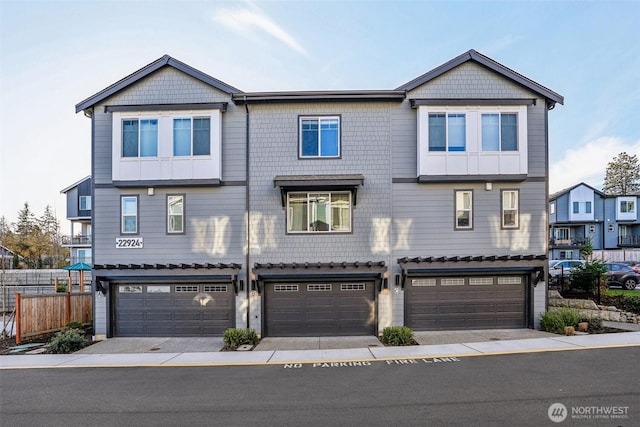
396,49 -> 564,107
60,175 -> 92,194
75,55 -> 243,113
549,182 -> 605,201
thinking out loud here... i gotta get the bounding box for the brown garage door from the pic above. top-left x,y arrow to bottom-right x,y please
114,283 -> 235,337
265,281 -> 376,337
405,275 -> 525,330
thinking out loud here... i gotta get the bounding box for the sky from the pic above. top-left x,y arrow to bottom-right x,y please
1,0 -> 639,233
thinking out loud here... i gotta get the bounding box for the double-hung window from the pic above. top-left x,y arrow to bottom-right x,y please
167,195 -> 184,234
428,113 -> 466,152
300,116 -> 340,158
287,192 -> 351,233
79,196 -> 91,211
573,202 -> 580,214
455,190 -> 473,229
173,117 -> 211,156
122,119 -> 158,157
621,200 -> 635,213
121,196 -> 138,234
502,190 -> 519,229
481,113 -> 518,151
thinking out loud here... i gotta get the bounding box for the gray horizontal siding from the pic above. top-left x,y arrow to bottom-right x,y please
93,186 -> 246,266
391,181 -> 547,258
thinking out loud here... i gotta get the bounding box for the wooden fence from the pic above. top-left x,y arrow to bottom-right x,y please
15,292 -> 92,344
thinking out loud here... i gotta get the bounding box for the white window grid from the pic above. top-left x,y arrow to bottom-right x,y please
441,278 -> 465,286
340,283 -> 366,291
204,285 -> 228,292
119,285 -> 142,293
411,279 -> 436,287
308,284 -> 332,292
469,277 -> 494,286
497,277 -> 522,285
274,284 -> 299,292
175,285 -> 199,292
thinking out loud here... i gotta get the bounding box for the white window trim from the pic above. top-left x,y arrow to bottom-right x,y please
112,110 -> 222,182
417,105 -> 528,177
121,195 -> 138,235
167,194 -> 185,234
79,195 -> 91,211
501,190 -> 519,229
299,116 -> 341,158
286,191 -> 352,234
455,190 -> 473,230
616,196 -> 637,221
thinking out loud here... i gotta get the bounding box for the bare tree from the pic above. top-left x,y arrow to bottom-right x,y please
602,152 -> 640,195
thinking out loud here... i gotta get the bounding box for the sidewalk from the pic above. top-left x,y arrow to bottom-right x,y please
1,325 -> 638,370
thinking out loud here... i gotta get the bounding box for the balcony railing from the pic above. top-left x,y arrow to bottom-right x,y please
61,235 -> 92,246
618,235 -> 640,247
549,237 -> 589,247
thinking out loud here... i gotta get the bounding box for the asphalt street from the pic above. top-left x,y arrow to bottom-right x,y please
2,346 -> 639,426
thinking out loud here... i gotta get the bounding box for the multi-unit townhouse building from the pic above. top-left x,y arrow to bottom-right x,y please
549,182 -> 640,260
75,50 -> 563,339
61,176 -> 93,265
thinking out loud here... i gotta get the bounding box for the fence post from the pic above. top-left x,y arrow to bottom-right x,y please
66,291 -> 71,325
16,293 -> 21,345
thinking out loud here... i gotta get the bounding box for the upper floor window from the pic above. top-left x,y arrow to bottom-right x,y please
167,195 -> 185,234
173,117 -> 210,156
428,113 -> 466,152
573,202 -> 580,214
122,119 -> 158,157
549,201 -> 556,215
502,190 -> 519,229
287,192 -> 351,233
481,113 -> 517,151
300,116 -> 340,158
585,201 -> 592,214
121,196 -> 138,234
79,196 -> 92,211
455,190 -> 473,230
620,200 -> 635,213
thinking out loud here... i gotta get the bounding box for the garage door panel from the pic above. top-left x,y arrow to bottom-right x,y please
114,283 -> 234,337
265,281 -> 375,337
406,275 -> 526,331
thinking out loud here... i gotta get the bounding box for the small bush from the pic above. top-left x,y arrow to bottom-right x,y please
570,260 -> 606,293
65,320 -> 84,330
539,308 -> 581,334
582,316 -> 604,333
621,295 -> 640,314
48,328 -> 86,354
223,328 -> 259,350
56,281 -> 68,293
381,326 -> 417,346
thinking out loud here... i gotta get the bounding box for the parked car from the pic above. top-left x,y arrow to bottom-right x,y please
603,263 -> 640,290
618,260 -> 640,273
548,259 -> 585,285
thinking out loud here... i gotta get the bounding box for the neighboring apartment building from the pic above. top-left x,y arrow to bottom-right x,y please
549,182 -> 640,259
75,50 -> 563,339
61,176 -> 93,265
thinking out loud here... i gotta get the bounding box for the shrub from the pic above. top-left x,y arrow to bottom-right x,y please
381,326 -> 417,346
48,328 -> 86,354
579,316 -> 604,333
570,260 -> 607,293
539,308 -> 581,334
223,328 -> 259,350
56,281 -> 68,293
621,295 -> 640,314
65,320 -> 84,330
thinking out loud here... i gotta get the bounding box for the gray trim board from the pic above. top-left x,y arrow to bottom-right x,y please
113,179 -> 222,187
104,103 -> 228,113
97,275 -> 234,283
76,55 -> 242,113
274,174 -> 365,207
396,49 -> 564,106
233,91 -> 405,105
418,174 -> 527,183
410,99 -> 536,108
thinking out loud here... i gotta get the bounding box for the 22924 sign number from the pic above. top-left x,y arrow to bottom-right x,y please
115,237 -> 144,248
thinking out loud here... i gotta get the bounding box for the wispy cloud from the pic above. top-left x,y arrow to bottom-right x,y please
213,5 -> 308,57
550,137 -> 640,193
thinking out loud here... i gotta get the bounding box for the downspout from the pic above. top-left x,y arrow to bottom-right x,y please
244,96 -> 251,329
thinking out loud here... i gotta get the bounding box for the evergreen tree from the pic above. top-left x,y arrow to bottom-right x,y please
602,152 -> 640,195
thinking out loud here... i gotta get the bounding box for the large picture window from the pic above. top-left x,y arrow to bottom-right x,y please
300,116 -> 340,158
428,113 -> 466,152
121,196 -> 138,234
455,190 -> 473,229
287,192 -> 351,233
502,190 -> 519,229
122,119 -> 158,157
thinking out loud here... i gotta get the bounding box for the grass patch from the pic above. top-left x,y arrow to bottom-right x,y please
605,289 -> 638,297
